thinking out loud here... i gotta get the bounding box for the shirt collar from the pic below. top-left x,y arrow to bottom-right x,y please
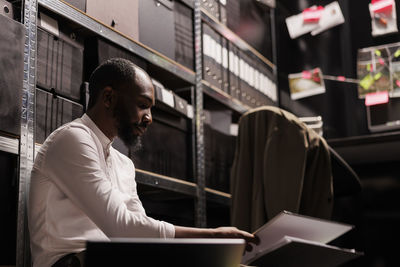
81,113 -> 113,153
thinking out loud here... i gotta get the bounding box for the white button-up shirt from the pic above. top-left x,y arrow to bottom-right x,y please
28,114 -> 175,267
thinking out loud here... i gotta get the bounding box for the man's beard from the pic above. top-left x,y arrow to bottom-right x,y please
113,104 -> 143,152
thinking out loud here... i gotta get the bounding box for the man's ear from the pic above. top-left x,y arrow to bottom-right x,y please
102,86 -> 114,109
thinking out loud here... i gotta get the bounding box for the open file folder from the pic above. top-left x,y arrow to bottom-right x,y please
242,211 -> 363,266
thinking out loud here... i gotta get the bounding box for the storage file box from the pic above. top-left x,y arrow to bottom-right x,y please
139,0 -> 175,60
85,37 -> 147,81
35,88 -> 84,144
133,108 -> 192,182
0,13 -> 24,136
0,151 -> 18,265
174,1 -> 194,70
86,0 -> 139,41
36,23 -> 84,101
204,123 -> 235,192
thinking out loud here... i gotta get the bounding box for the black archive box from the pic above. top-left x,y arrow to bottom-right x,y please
139,0 -> 175,60
0,151 -> 18,265
37,23 -> 84,101
204,123 -> 235,192
35,88 -> 84,144
174,1 -> 194,70
133,108 -> 192,182
85,37 -> 147,80
0,13 -> 24,136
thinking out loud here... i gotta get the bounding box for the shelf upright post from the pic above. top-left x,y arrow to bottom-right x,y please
270,6 -> 279,105
17,0 -> 38,266
193,0 -> 207,227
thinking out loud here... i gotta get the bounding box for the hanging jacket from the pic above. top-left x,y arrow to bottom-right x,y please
231,106 -> 333,232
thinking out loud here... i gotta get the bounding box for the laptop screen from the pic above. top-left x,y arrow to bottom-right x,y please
85,238 -> 245,267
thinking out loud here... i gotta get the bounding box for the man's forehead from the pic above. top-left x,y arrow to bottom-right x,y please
132,68 -> 155,103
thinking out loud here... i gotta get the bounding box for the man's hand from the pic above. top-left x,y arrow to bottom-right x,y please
174,226 -> 259,252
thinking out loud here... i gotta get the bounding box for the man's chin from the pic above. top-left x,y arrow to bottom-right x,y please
119,134 -> 143,152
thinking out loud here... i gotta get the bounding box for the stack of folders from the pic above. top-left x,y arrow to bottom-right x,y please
242,211 -> 363,267
151,78 -> 193,119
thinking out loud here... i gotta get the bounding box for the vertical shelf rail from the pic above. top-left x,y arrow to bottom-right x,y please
193,0 -> 206,227
17,0 -> 37,266
270,7 -> 279,104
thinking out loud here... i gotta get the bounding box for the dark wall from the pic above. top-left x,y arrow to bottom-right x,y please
275,0 -> 400,139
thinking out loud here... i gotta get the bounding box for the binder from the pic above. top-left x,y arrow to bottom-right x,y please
202,23 -> 215,86
36,21 -> 84,101
139,0 -> 175,60
228,42 -> 240,100
0,13 -> 24,136
221,37 -> 230,93
35,88 -> 84,144
242,211 -> 363,266
204,123 -> 236,192
174,1 -> 194,70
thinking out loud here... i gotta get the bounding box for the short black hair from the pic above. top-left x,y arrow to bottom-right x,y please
87,58 -> 137,110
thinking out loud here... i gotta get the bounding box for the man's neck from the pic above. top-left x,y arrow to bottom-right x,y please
86,109 -> 116,140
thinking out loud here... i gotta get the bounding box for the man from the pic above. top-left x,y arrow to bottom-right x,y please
28,58 -> 257,267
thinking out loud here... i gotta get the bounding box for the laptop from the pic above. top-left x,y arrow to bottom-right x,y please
85,238 -> 245,267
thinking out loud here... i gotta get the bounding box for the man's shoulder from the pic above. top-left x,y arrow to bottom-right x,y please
41,119 -> 95,150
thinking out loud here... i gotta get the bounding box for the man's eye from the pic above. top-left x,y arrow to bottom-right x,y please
139,104 -> 149,109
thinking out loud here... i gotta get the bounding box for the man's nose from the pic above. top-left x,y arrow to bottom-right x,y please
142,112 -> 152,125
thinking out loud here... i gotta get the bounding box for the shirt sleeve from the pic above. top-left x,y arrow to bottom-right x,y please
43,125 -> 175,238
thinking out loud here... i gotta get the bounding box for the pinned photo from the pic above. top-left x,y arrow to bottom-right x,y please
288,68 -> 326,100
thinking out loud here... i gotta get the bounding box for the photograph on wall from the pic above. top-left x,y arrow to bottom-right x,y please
357,42 -> 400,98
357,46 -> 392,98
369,0 -> 398,37
288,68 -> 326,100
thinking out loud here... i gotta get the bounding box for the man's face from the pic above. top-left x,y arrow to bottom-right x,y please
113,70 -> 155,150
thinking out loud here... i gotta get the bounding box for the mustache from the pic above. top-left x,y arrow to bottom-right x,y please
133,122 -> 148,128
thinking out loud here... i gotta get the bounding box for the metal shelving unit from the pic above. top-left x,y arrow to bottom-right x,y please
38,0 -> 196,85
11,1 -> 277,265
205,188 -> 231,206
136,169 -> 197,197
202,80 -> 249,114
201,7 -> 276,76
